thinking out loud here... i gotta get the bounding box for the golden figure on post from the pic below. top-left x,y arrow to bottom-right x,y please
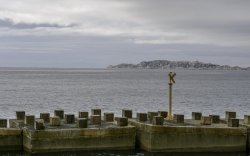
166,72 -> 176,120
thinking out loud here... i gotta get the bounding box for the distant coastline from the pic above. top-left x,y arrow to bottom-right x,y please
107,60 -> 250,70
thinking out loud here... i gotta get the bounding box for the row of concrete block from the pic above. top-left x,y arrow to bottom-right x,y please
191,111 -> 237,121
0,109 -> 168,128
13,109 -> 134,120
1,109 -> 249,128
136,111 -> 247,127
191,111 -> 250,127
34,115 -> 129,130
12,110 -> 239,121
0,109 -> 132,129
171,111 -> 244,127
2,116 -> 129,130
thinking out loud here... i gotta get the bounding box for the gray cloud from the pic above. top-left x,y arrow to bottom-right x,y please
0,19 -> 75,29
0,0 -> 250,68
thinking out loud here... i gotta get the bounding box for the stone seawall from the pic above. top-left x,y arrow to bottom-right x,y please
22,126 -> 135,153
0,128 -> 22,151
128,119 -> 247,152
1,110 -> 250,153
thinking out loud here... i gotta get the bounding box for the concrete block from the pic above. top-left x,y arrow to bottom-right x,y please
192,112 -> 202,120
79,111 -> 88,119
50,116 -> 60,126
200,116 -> 211,125
173,114 -> 184,123
244,115 -> 250,124
91,115 -> 101,125
209,115 -> 220,123
137,113 -> 147,122
148,112 -> 158,121
0,119 -> 7,128
228,118 -> 239,127
91,109 -> 101,115
104,113 -> 114,122
34,119 -> 45,130
158,111 -> 168,118
40,113 -> 50,122
117,117 -> 128,126
225,111 -> 236,119
77,118 -> 88,128
152,116 -> 164,125
24,115 -> 35,125
16,111 -> 25,120
122,109 -> 132,118
64,114 -> 75,123
54,110 -> 64,119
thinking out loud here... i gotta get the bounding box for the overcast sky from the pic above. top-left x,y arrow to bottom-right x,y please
0,0 -> 250,68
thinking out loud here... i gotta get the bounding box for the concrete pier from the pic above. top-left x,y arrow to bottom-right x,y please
9,115 -> 135,153
0,128 -> 23,151
3,110 -> 250,153
238,119 -> 250,151
128,118 -> 247,152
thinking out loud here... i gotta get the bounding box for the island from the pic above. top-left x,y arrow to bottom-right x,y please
107,60 -> 250,70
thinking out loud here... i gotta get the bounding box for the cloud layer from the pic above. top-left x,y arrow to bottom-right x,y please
0,0 -> 250,67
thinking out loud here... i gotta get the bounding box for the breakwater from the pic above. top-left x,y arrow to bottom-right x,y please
1,109 -> 250,153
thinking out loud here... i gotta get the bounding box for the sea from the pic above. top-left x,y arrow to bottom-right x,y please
0,67 -> 249,156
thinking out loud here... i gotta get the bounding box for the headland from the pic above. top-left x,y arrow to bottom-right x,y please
107,60 -> 250,70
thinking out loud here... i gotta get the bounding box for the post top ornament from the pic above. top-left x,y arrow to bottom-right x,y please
169,72 -> 176,84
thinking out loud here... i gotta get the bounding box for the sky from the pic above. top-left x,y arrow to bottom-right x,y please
0,0 -> 250,68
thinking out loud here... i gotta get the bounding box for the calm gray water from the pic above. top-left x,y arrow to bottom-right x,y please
0,68 -> 250,156
0,68 -> 249,119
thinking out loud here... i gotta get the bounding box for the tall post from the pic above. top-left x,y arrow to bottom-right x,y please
166,72 -> 176,120
168,83 -> 172,119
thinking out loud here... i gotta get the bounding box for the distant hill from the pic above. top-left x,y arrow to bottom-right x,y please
107,60 -> 250,70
